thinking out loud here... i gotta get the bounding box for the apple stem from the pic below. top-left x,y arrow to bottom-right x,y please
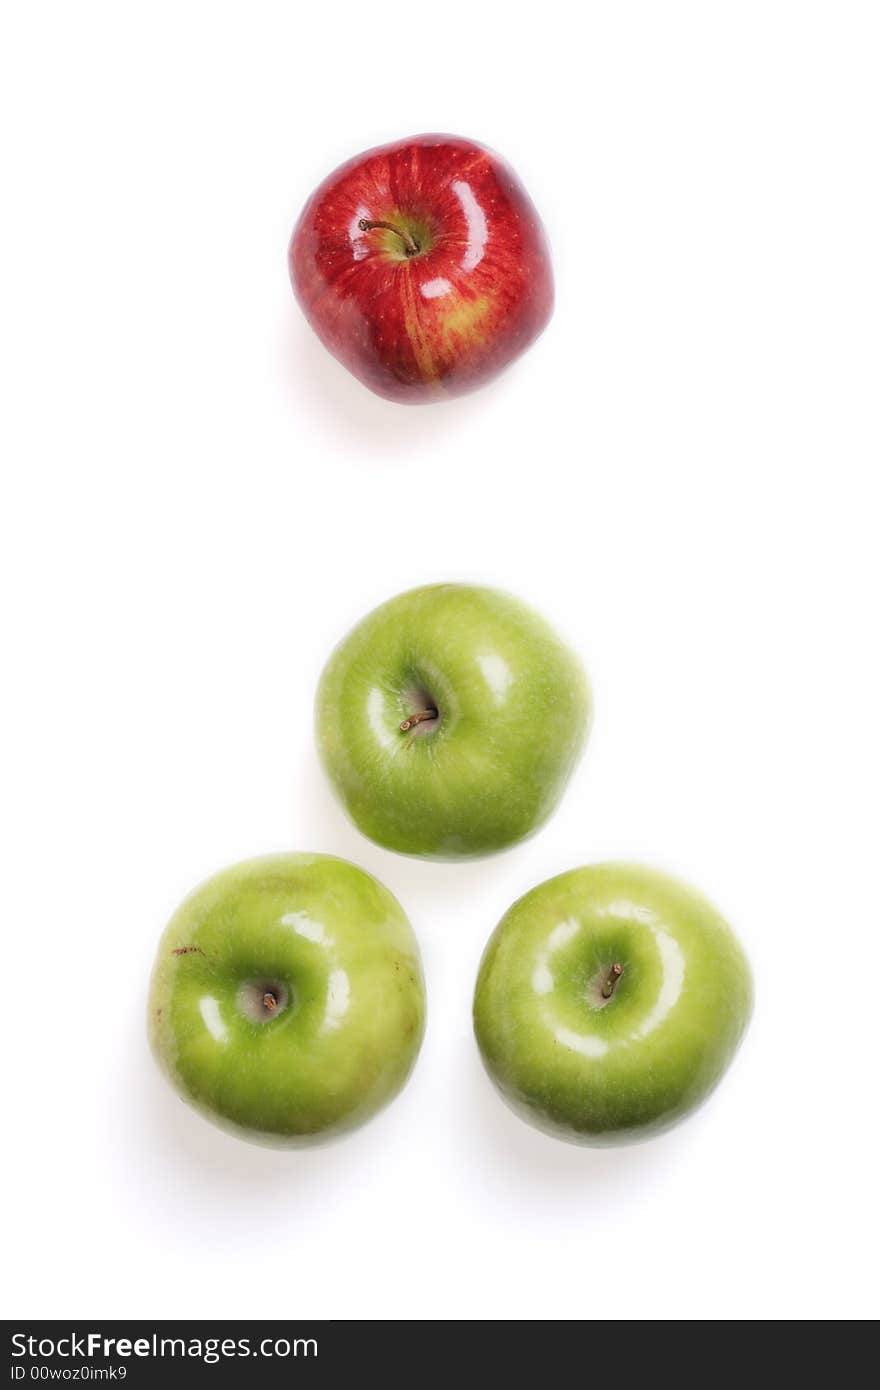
358,217 -> 420,257
400,708 -> 438,732
601,963 -> 623,1000
263,991 -> 278,1013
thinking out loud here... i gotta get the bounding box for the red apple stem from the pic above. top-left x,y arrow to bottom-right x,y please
358,218 -> 420,257
601,963 -> 623,1000
400,709 -> 438,732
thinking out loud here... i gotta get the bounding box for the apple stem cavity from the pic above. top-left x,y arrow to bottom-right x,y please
358,217 -> 420,258
400,708 -> 438,732
601,963 -> 623,1000
237,979 -> 289,1023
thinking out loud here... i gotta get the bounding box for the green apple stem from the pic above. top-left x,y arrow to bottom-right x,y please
400,708 -> 438,732
601,963 -> 623,1000
262,991 -> 278,1013
358,218 -> 420,257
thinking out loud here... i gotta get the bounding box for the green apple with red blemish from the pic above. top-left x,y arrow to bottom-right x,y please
315,583 -> 592,860
474,863 -> 753,1145
148,853 -> 426,1146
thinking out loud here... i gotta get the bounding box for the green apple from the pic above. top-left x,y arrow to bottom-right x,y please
474,863 -> 752,1145
315,584 -> 591,859
148,853 -> 426,1146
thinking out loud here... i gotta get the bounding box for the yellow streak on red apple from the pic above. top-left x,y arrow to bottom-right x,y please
438,294 -> 493,355
400,276 -> 497,389
399,268 -> 440,384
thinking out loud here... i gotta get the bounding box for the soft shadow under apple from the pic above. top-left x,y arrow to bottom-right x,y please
277,311 -> 506,458
117,1007 -> 371,1222
461,1039 -> 695,1199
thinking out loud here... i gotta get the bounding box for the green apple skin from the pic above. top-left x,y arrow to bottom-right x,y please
474,864 -> 753,1146
315,584 -> 591,860
148,854 -> 426,1147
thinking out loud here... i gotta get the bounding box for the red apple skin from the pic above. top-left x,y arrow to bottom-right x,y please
289,134 -> 554,404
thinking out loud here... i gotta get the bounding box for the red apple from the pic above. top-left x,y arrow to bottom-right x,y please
289,134 -> 554,404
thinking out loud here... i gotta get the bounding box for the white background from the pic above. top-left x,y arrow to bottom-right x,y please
3,2 -> 879,1322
